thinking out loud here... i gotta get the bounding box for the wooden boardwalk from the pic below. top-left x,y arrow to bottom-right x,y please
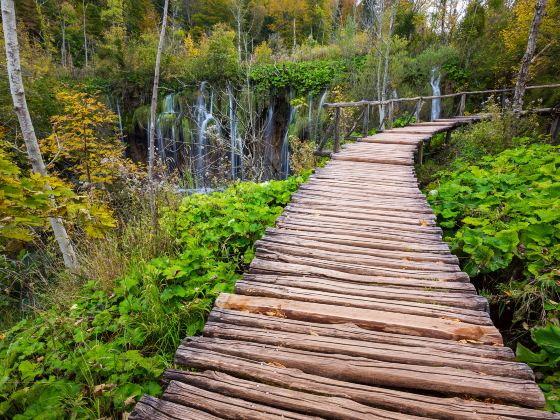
131,117 -> 558,419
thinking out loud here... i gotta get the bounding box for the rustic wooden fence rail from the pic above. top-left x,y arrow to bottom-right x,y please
316,82 -> 560,156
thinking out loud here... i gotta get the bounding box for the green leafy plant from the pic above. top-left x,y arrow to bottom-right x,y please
426,144 -> 560,325
0,174 -> 307,419
517,324 -> 560,411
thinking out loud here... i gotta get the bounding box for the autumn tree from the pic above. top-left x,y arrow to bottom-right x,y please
41,90 -> 126,187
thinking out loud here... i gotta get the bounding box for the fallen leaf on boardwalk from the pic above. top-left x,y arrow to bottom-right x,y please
124,396 -> 137,406
420,219 -> 429,226
266,361 -> 286,368
308,330 -> 319,336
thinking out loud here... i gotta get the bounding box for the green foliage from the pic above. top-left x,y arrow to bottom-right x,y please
426,144 -> 560,325
0,175 -> 307,419
517,324 -> 560,411
250,57 -> 365,95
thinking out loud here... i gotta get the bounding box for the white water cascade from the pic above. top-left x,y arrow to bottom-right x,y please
430,67 -> 442,121
154,93 -> 179,170
280,89 -> 295,179
315,90 -> 328,142
227,82 -> 243,180
195,81 -> 218,186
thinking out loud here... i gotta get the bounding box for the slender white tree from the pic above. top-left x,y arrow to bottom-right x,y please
1,0 -> 78,269
147,0 -> 170,230
512,0 -> 548,114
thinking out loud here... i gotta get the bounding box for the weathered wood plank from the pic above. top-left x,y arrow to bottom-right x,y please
163,380 -> 317,419
261,231 -> 456,261
249,259 -> 476,291
163,371 -> 421,419
242,274 -> 486,310
234,281 -> 492,325
179,336 -> 544,407
171,349 -> 557,419
208,308 -> 513,360
129,395 -> 220,420
215,293 -> 503,344
202,322 -> 531,379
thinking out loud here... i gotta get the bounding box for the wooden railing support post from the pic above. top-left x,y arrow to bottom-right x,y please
415,99 -> 422,123
362,104 -> 369,138
551,113 -> 560,141
418,142 -> 424,165
333,107 -> 341,153
387,101 -> 394,129
458,93 -> 466,116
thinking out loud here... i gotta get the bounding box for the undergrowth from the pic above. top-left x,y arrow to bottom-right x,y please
0,174 -> 307,419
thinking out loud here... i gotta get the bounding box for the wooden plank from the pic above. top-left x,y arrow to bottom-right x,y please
215,293 -> 503,344
280,213 -> 443,235
180,336 -> 544,407
171,349 -> 557,419
163,380 -> 316,419
208,308 -> 513,360
202,322 -> 532,379
286,203 -> 436,223
163,371 -> 420,420
256,239 -> 457,271
261,231 -> 456,262
242,274 -> 486,310
234,281 -> 492,325
290,196 -> 435,214
249,259 -> 476,291
268,226 -> 451,250
129,395 -> 220,420
254,249 -> 470,281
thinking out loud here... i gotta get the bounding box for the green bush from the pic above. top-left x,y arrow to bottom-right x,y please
426,144 -> 560,325
0,175 -> 307,419
517,324 -> 560,411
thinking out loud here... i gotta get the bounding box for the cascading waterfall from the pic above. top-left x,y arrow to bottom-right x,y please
227,82 -> 243,180
315,89 -> 328,142
307,93 -> 313,141
430,67 -> 442,121
280,89 -> 295,179
155,93 -> 179,170
194,81 -> 219,186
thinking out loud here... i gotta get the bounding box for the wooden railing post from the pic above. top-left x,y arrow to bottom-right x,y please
333,106 -> 341,153
362,104 -> 369,137
458,93 -> 466,116
415,99 -> 422,123
387,100 -> 394,129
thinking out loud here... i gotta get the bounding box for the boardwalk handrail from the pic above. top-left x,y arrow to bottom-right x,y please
315,82 -> 560,156
323,82 -> 560,108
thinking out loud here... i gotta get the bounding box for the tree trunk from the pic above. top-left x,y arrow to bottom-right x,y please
512,0 -> 548,115
82,0 -> 88,68
380,0 -> 397,128
147,0 -> 169,231
1,0 -> 78,270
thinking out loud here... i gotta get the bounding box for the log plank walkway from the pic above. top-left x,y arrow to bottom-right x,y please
131,117 -> 558,419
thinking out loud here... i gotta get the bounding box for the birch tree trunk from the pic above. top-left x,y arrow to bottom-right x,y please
1,0 -> 78,270
147,0 -> 169,231
512,0 -> 548,114
380,0 -> 397,128
82,0 -> 88,68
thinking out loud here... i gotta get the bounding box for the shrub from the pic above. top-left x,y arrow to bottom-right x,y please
0,174 -> 307,419
426,144 -> 560,327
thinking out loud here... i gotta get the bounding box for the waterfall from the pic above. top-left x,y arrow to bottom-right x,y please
280,89 -> 295,179
430,67 -> 442,121
115,98 -> 124,145
155,93 -> 178,170
315,89 -> 328,142
194,81 -> 219,186
227,81 -> 243,180
307,93 -> 313,141
264,98 -> 274,174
